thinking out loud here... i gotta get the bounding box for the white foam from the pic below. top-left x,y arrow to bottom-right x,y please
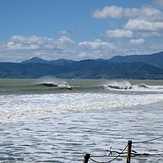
0,92 -> 163,121
104,80 -> 132,89
104,80 -> 163,92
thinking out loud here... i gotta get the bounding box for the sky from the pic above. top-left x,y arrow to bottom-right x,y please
0,0 -> 163,62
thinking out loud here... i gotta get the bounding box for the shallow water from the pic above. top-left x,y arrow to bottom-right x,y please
1,102 -> 163,163
0,78 -> 163,162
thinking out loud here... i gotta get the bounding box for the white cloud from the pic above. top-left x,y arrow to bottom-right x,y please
0,36 -> 119,61
153,0 -> 163,8
56,29 -> 82,36
57,30 -> 70,35
78,39 -> 117,59
139,31 -> 161,38
92,6 -> 124,18
7,35 -> 76,51
0,36 -> 77,62
78,39 -> 115,50
92,5 -> 163,21
58,36 -> 76,44
0,35 -> 163,62
10,35 -> 41,43
91,6 -> 146,19
141,6 -> 163,21
124,19 -> 163,32
92,5 -> 163,39
105,29 -> 134,38
130,38 -> 145,44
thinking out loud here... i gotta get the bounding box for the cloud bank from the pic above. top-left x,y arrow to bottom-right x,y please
0,34 -> 162,62
0,36 -> 119,62
92,5 -> 163,39
105,29 -> 134,38
91,4 -> 163,55
0,3 -> 163,62
92,5 -> 163,21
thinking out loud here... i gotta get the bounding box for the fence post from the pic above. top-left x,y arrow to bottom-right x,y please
83,153 -> 90,163
126,140 -> 132,163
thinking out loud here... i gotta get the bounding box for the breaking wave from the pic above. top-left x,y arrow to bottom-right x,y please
104,80 -> 163,92
0,79 -> 163,121
104,80 -> 132,90
34,76 -> 71,89
0,78 -> 163,94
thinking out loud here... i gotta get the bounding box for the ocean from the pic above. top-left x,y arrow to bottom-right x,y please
0,76 -> 163,163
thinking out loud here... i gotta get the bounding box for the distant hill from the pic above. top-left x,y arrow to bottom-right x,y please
21,57 -> 74,65
109,51 -> 163,68
22,51 -> 163,68
21,57 -> 49,64
50,59 -> 74,64
0,59 -> 163,79
0,51 -> 163,79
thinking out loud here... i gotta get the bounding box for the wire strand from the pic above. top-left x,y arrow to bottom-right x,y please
133,135 -> 163,144
90,144 -> 128,163
87,136 -> 163,162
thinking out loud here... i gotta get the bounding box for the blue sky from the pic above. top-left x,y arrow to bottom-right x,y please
0,0 -> 163,62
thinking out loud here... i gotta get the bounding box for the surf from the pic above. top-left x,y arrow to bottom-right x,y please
0,78 -> 163,94
104,80 -> 132,90
103,80 -> 163,92
33,76 -> 71,89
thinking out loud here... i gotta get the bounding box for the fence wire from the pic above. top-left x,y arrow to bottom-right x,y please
84,135 -> 163,163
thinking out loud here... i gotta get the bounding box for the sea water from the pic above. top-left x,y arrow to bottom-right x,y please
0,77 -> 163,163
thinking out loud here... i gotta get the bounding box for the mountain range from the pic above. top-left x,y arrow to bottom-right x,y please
110,51 -> 163,68
0,51 -> 163,79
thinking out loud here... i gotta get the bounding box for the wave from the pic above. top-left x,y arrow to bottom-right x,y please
34,76 -> 71,89
103,80 -> 163,92
104,80 -> 132,90
0,76 -> 72,93
0,78 -> 163,94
